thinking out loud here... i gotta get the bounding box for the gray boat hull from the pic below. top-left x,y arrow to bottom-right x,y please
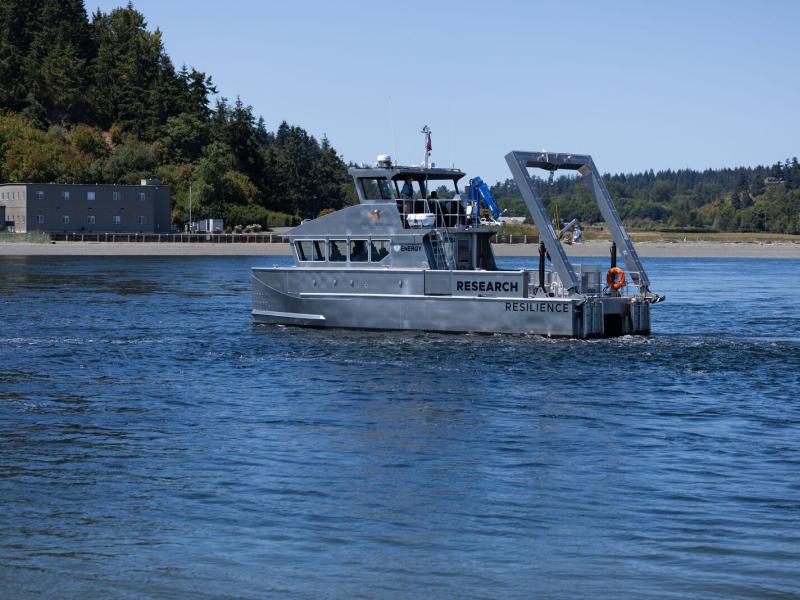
252,267 -> 650,337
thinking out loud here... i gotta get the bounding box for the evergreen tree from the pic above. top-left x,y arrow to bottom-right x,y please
0,0 -> 44,115
90,4 -> 176,137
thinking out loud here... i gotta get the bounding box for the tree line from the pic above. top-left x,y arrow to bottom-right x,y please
0,0 -> 355,226
1,2 -> 797,233
490,159 -> 800,234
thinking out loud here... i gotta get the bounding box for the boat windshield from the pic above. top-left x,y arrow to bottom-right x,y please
359,177 -> 392,200
391,176 -> 460,199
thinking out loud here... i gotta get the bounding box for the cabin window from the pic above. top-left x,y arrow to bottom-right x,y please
370,239 -> 390,262
87,191 -> 95,201
350,240 -> 368,262
457,239 -> 470,262
457,238 -> 471,268
328,239 -> 348,262
360,178 -> 391,200
296,240 -> 325,262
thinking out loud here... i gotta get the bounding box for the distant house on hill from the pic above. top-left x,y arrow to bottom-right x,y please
764,176 -> 784,186
0,180 -> 170,234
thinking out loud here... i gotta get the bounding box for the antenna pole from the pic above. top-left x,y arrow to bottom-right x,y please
422,125 -> 431,169
389,97 -> 398,165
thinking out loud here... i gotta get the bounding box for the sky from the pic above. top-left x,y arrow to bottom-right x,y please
91,0 -> 800,182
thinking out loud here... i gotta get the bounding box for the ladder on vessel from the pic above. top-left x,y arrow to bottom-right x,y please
429,201 -> 456,270
430,229 -> 455,270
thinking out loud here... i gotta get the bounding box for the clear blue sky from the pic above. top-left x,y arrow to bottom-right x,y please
92,0 -> 799,182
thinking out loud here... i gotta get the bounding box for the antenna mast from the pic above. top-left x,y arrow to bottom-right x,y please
421,125 -> 432,168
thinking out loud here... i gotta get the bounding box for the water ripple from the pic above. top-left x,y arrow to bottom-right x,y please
0,256 -> 799,599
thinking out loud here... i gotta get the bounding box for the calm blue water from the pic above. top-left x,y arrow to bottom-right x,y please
1,255 -> 799,599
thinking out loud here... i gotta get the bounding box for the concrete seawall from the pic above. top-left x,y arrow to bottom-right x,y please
2,240 -> 799,258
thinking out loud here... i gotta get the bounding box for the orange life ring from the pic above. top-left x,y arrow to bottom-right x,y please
606,267 -> 626,291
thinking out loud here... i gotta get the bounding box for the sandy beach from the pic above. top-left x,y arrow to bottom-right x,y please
1,240 -> 799,258
493,240 -> 800,258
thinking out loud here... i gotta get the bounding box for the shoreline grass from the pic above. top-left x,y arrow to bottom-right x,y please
0,231 -> 51,243
495,223 -> 800,243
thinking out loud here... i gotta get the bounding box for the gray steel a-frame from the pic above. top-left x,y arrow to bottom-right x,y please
505,150 -> 651,295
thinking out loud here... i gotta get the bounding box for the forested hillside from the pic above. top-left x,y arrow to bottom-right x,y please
492,161 -> 800,234
0,0 -> 354,227
1,2 -> 797,233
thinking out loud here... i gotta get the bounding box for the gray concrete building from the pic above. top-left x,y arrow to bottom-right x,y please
0,180 -> 171,234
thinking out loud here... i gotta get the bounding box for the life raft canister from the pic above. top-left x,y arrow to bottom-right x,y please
606,267 -> 626,291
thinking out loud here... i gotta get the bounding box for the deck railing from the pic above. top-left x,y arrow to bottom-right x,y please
45,232 -> 542,244
48,233 -> 290,243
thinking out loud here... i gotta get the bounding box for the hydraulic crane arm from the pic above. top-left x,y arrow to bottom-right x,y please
468,176 -> 500,220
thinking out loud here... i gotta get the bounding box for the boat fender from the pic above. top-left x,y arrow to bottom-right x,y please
606,267 -> 626,291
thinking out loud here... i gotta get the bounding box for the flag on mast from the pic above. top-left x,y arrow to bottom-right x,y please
422,125 -> 432,168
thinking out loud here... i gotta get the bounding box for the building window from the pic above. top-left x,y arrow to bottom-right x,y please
295,240 -> 325,262
137,192 -> 145,201
350,240 -> 368,262
137,216 -> 146,225
62,215 -> 70,225
87,191 -> 95,201
112,215 -> 121,225
36,191 -> 44,200
87,215 -> 96,225
36,215 -> 44,224
61,191 -> 70,201
370,239 -> 390,262
112,191 -> 121,201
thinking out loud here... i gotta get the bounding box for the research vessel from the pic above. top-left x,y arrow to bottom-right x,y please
252,139 -> 663,337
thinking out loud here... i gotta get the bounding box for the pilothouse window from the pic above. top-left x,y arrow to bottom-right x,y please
296,240 -> 325,261
360,178 -> 391,200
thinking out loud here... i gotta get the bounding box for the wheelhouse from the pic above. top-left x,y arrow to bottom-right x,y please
352,165 -> 470,230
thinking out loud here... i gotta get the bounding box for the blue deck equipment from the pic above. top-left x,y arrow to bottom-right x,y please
468,176 -> 500,220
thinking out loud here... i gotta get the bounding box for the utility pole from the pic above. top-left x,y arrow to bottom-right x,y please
188,180 -> 193,233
